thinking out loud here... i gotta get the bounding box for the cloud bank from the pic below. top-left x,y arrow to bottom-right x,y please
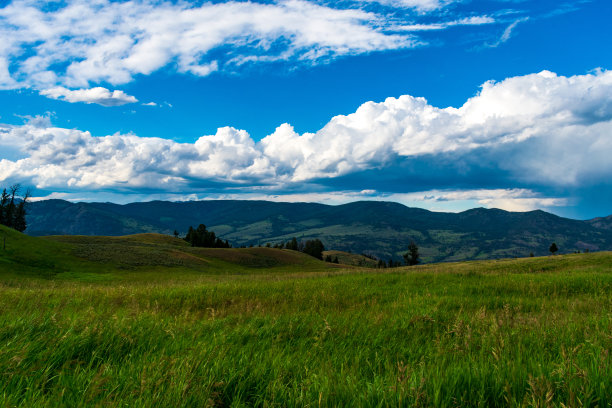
2,70 -> 611,211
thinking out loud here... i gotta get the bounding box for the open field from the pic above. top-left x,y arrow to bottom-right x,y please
0,225 -> 610,406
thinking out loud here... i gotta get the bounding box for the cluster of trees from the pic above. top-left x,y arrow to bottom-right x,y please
370,241 -> 421,268
0,185 -> 29,232
184,224 -> 231,248
259,237 -> 326,260
265,237 -> 421,266
324,254 -> 339,263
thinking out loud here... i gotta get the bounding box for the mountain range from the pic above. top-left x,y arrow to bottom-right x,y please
25,199 -> 612,263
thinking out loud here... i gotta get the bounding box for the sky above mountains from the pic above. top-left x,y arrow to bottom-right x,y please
0,0 -> 611,219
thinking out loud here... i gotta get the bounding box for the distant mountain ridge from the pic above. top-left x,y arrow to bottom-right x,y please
26,199 -> 612,263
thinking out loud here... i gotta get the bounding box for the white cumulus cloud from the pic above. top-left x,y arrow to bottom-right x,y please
39,86 -> 138,106
1,70 -> 611,202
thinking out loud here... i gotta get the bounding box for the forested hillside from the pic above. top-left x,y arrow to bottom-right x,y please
27,199 -> 612,263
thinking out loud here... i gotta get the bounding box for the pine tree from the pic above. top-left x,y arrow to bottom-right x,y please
303,239 -> 325,260
184,224 -> 231,248
0,189 -> 8,226
549,242 -> 558,255
286,237 -> 299,251
0,185 -> 29,232
403,241 -> 420,266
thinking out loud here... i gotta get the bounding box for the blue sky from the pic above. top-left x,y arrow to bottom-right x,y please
0,0 -> 611,219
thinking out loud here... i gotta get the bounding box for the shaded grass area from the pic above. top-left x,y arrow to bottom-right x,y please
0,227 -> 610,406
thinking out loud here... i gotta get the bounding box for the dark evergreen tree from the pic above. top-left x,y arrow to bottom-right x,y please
549,242 -> 558,255
184,224 -> 230,248
185,226 -> 195,246
302,239 -> 325,260
0,189 -> 8,226
332,256 -> 339,264
324,254 -> 332,262
286,237 -> 299,251
403,241 -> 420,266
0,185 -> 29,232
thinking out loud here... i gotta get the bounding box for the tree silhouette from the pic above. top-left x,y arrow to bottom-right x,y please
285,237 -> 299,251
0,184 -> 30,232
549,242 -> 558,255
403,241 -> 420,266
184,224 -> 230,248
303,239 -> 325,260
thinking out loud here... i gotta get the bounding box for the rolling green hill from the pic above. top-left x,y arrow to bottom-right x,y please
0,225 -> 332,281
26,199 -> 612,263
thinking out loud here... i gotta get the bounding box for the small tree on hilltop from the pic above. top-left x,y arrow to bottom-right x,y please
549,242 -> 558,255
403,241 -> 420,266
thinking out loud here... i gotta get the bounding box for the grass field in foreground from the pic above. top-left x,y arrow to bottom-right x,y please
0,226 -> 610,407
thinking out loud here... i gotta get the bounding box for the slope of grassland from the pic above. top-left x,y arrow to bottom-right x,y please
322,250 -> 379,267
0,226 -> 610,406
0,226 -> 333,282
46,233 -> 324,272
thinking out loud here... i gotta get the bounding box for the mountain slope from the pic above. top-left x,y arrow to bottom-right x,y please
26,199 -> 612,263
587,214 -> 612,230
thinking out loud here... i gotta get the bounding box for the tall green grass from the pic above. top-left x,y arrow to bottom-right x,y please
0,228 -> 610,406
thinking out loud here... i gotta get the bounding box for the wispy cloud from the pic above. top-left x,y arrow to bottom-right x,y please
485,17 -> 529,47
0,0 -> 539,94
0,0 -> 416,90
39,86 -> 138,106
357,0 -> 458,12
392,16 -> 495,31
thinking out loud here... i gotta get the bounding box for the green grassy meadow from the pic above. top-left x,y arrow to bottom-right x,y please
0,225 -> 610,407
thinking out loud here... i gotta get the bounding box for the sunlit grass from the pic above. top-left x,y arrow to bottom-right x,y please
0,226 -> 610,406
